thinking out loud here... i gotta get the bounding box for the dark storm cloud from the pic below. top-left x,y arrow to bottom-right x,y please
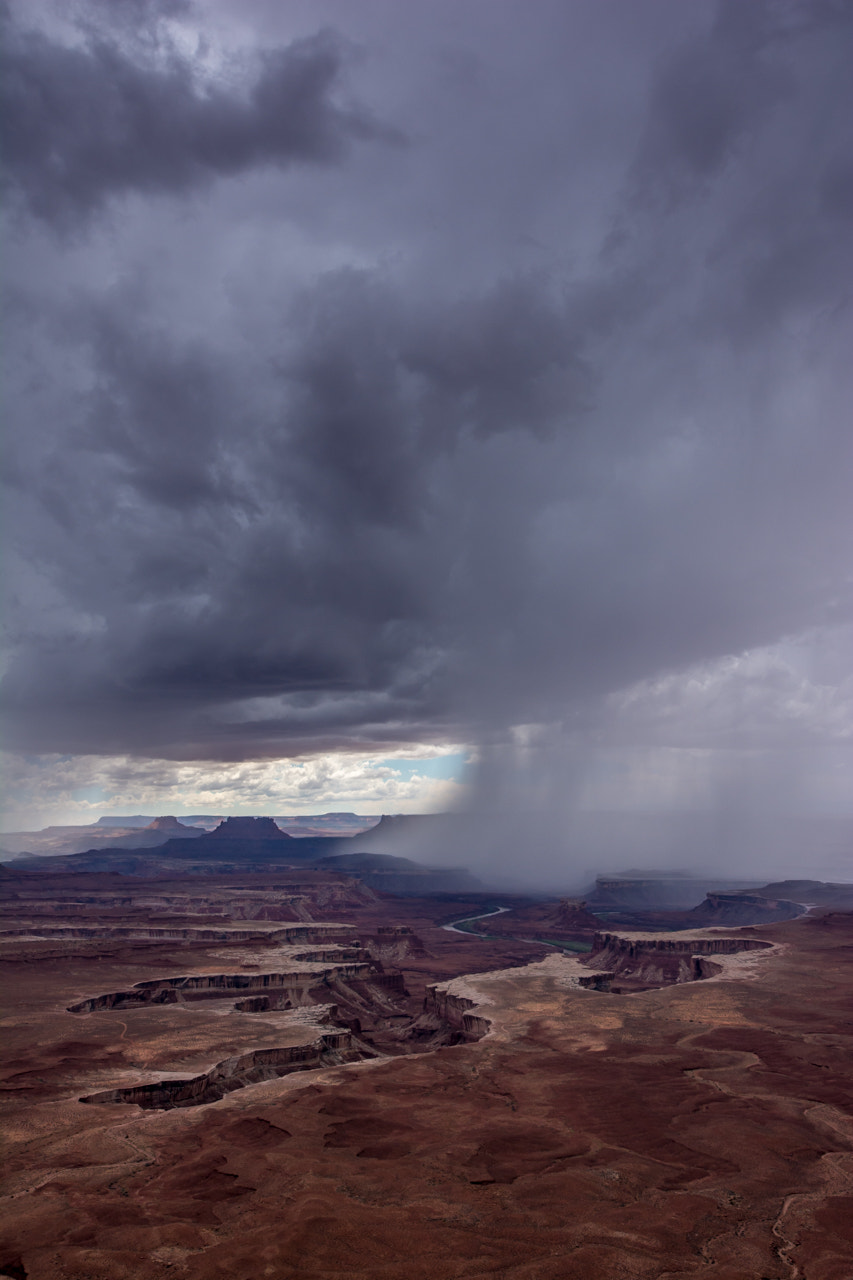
1,0 -> 852,785
638,0 -> 791,186
0,3 -> 394,224
2,268 -> 588,754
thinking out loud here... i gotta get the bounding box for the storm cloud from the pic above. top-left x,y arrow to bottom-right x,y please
1,1 -> 394,224
2,0 -> 851,847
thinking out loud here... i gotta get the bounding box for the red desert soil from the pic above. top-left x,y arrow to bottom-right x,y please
1,873 -> 852,1280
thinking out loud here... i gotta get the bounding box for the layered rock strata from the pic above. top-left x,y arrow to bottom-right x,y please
67,961 -> 377,1013
80,1030 -> 367,1110
583,930 -> 772,991
423,983 -> 491,1040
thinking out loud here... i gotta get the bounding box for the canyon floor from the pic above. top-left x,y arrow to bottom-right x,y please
1,870 -> 852,1279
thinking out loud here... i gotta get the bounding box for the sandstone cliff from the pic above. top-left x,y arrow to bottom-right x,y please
583,931 -> 771,991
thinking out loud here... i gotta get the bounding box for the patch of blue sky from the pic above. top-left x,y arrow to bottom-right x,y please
373,752 -> 469,782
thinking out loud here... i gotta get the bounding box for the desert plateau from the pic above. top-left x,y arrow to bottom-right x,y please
2,824 -> 852,1280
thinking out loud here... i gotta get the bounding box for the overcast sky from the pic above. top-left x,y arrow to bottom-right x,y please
2,0 -> 851,851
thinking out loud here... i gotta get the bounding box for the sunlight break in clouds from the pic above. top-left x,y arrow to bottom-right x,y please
0,749 -> 470,831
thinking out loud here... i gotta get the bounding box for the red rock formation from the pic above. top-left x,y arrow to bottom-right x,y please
81,1033 -> 366,1109
591,930 -> 771,957
145,816 -> 196,831
584,930 -> 770,990
423,983 -> 491,1039
3,874 -> 853,1278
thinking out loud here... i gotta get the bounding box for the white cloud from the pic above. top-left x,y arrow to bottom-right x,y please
0,746 -> 470,831
603,626 -> 853,748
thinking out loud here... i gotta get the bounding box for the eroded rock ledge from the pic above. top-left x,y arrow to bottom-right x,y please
80,1027 -> 365,1110
66,928 -> 485,1108
67,959 -> 372,1013
582,931 -> 772,992
423,984 -> 492,1039
3,923 -> 357,944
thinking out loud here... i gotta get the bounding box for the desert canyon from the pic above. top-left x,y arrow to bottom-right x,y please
1,818 -> 852,1279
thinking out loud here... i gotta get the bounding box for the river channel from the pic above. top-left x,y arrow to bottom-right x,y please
441,906 -> 511,936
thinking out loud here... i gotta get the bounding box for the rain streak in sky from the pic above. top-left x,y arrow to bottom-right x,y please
2,0 -> 851,880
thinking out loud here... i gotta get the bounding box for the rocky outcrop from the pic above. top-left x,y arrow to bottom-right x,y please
80,1032 -> 368,1110
353,971 -> 407,994
8,923 -> 359,945
207,817 -> 290,841
67,963 -> 377,1013
20,831 -> 347,874
689,893 -> 803,926
291,947 -> 366,963
145,816 -> 198,832
592,932 -> 771,958
71,943 -> 473,1106
0,817 -> 206,858
63,941 -> 458,1059
577,973 -> 618,992
588,877 -> 763,911
578,957 -> 723,991
360,926 -> 427,963
2,925 -> 294,941
582,932 -> 771,991
233,972 -> 407,1015
423,984 -> 490,1040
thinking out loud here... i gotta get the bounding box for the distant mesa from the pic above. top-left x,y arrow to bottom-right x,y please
587,874 -> 766,912
96,815 -> 223,829
585,883 -> 810,930
757,880 -> 853,909
145,815 -> 194,831
0,812 -> 384,860
0,815 -> 206,858
689,892 -> 803,926
96,815 -> 159,828
98,816 -> 205,849
207,817 -> 290,840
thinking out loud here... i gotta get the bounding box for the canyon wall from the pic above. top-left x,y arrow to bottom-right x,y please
591,932 -> 771,957
67,963 -> 378,1013
582,931 -> 771,991
80,1032 -> 365,1110
423,984 -> 491,1039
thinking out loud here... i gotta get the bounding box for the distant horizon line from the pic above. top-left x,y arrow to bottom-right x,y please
5,807 -> 853,837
